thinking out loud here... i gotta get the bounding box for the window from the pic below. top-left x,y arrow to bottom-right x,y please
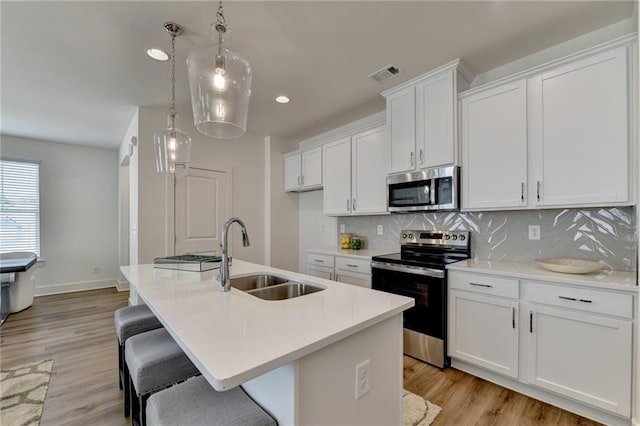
0,159 -> 40,256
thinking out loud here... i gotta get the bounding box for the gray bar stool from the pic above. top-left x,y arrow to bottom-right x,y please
146,376 -> 277,426
114,304 -> 163,417
125,327 -> 200,426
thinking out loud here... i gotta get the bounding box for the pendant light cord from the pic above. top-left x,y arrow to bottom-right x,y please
215,0 -> 226,55
170,33 -> 177,120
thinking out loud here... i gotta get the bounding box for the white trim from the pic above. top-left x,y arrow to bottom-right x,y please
460,33 -> 637,99
34,278 -> 119,296
116,279 -> 130,292
297,111 -> 385,151
264,136 -> 272,266
381,58 -> 465,96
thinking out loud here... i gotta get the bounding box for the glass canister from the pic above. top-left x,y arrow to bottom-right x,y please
340,233 -> 352,249
351,236 -> 362,250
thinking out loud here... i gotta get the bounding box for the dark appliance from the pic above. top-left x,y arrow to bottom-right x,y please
371,230 -> 470,368
387,166 -> 459,212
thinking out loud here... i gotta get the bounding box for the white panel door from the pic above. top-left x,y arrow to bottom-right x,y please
175,168 -> 229,254
284,153 -> 301,191
323,137 -> 352,215
533,46 -> 630,206
526,305 -> 632,416
301,147 -> 322,188
460,80 -> 528,210
387,87 -> 416,173
449,290 -> 519,378
351,125 -> 388,214
416,69 -> 455,168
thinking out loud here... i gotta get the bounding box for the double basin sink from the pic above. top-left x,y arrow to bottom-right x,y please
230,274 -> 325,301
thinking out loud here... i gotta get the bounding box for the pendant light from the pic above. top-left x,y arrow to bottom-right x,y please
154,22 -> 192,174
187,0 -> 252,139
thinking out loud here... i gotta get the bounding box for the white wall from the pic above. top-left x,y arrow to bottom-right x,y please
1,134 -> 119,295
634,5 -> 639,426
135,105 -> 266,264
266,136 -> 299,272
118,109 -> 139,288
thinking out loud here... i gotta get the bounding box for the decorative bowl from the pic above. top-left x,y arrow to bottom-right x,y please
534,258 -> 606,274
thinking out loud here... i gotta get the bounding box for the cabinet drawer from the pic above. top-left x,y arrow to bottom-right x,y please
335,256 -> 371,275
306,253 -> 334,268
449,271 -> 519,299
524,282 -> 633,319
335,270 -> 371,289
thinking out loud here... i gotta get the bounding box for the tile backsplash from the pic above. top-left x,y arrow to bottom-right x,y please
338,207 -> 637,271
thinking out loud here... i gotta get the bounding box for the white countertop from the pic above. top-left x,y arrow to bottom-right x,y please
447,259 -> 638,293
306,248 -> 391,260
121,260 -> 414,391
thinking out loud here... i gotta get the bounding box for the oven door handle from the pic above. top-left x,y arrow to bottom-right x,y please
370,261 -> 445,279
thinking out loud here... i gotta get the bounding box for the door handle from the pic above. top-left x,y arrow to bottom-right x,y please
352,199 -> 356,211
521,182 -> 525,202
346,264 -> 358,268
529,311 -> 533,333
536,181 -> 541,201
419,149 -> 424,165
346,199 -> 350,211
410,151 -> 415,167
470,282 -> 492,288
297,176 -> 301,186
314,259 -> 324,263
512,307 -> 516,329
559,296 -> 593,304
301,175 -> 304,186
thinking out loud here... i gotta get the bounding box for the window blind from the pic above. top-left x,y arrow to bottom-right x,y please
0,159 -> 40,256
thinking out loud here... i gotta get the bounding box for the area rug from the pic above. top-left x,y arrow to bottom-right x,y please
1,360 -> 53,426
403,389 -> 442,426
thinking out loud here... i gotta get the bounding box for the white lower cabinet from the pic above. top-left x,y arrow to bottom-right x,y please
449,290 -> 519,378
448,270 -> 634,423
306,251 -> 371,288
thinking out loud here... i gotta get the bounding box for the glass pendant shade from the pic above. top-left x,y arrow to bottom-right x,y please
154,115 -> 192,174
187,42 -> 252,138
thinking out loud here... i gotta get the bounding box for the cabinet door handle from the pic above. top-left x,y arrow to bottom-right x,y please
410,151 -> 415,167
297,176 -> 301,186
536,180 -> 541,201
301,175 -> 304,186
347,199 -> 350,211
512,307 -> 516,329
521,182 -> 525,202
559,295 -> 593,304
353,199 -> 356,211
470,282 -> 492,288
346,264 -> 358,268
329,272 -> 334,281
419,148 -> 424,165
314,259 -> 324,263
529,311 -> 533,333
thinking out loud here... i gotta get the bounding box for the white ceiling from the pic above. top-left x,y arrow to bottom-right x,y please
1,1 -> 635,150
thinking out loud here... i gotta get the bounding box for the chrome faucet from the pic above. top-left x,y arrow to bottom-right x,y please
219,217 -> 250,292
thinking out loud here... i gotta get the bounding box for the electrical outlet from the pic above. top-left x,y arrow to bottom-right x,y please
377,225 -> 383,235
528,225 -> 541,240
340,224 -> 346,234
355,359 -> 371,400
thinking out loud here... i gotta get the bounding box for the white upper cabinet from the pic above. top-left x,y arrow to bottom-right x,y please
383,59 -> 469,174
284,146 -> 322,192
386,87 -> 416,173
323,125 -> 388,216
531,46 -> 631,207
461,80 -> 528,210
460,38 -> 636,211
323,137 -> 352,215
351,125 -> 388,214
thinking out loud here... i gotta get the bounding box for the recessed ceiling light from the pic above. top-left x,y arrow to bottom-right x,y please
147,48 -> 169,61
275,95 -> 290,104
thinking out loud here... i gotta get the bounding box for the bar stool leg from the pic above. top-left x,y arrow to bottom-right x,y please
118,341 -> 124,390
124,358 -> 131,417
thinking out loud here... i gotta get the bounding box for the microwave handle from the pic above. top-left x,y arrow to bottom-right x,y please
430,178 -> 437,204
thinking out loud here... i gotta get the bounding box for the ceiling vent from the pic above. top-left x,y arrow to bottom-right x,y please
369,65 -> 401,83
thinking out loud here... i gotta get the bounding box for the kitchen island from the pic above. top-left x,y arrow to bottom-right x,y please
121,261 -> 414,426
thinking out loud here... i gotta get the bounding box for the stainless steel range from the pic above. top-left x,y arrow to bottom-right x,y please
371,230 -> 470,368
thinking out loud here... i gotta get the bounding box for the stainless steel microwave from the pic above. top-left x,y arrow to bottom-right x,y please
387,166 -> 459,212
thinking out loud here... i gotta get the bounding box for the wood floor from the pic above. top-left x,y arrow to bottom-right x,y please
1,288 -> 601,426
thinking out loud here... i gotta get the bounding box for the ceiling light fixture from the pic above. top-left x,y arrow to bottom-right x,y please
187,0 -> 252,138
147,48 -> 169,61
153,22 -> 191,175
275,95 -> 290,104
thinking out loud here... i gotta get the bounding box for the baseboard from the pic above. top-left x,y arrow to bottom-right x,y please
34,278 -> 119,296
116,280 -> 130,292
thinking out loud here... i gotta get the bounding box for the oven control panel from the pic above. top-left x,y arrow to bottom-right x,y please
400,230 -> 469,247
